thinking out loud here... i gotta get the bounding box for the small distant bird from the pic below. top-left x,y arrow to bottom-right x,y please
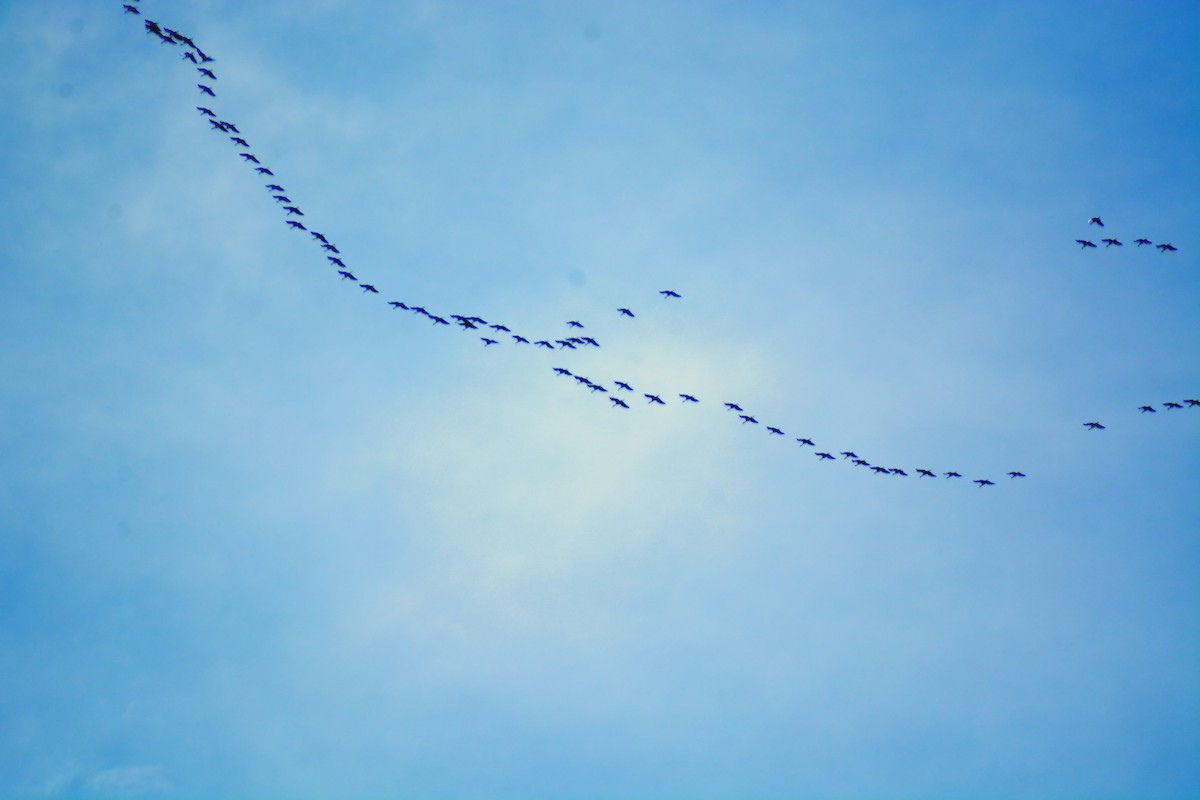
388,301 -> 409,310
123,4 -> 139,14
266,184 -> 284,192
767,427 -> 784,436
410,306 -> 429,316
944,472 -> 962,478
841,451 -> 857,460
327,257 -> 345,267
430,316 -> 449,326
1185,399 -> 1200,407
195,48 -> 214,63
590,384 -> 608,394
455,319 -> 477,330
231,137 -> 249,147
1139,405 -> 1156,413
338,271 -> 355,281
1008,472 -> 1026,479
286,220 -> 306,230
197,84 -> 215,97
891,468 -> 908,477
321,244 -> 340,253
1134,238 -> 1153,246
239,153 -> 259,163
1084,421 -> 1105,430
535,341 -> 554,349
660,290 -> 681,298
554,368 -> 572,376
224,120 -> 241,132
256,167 -> 274,175
581,337 -> 600,347
481,338 -> 497,346
871,466 -> 889,474
680,394 -> 699,403
974,479 -> 995,487
490,324 -> 510,332
273,195 -> 290,203
1157,243 -> 1178,252
1088,216 -> 1104,227
645,394 -> 665,405
1102,238 -> 1122,247
573,376 -> 591,385
853,459 -> 870,468
796,438 -> 815,447
183,51 -> 197,63
724,403 -> 743,411
311,232 -> 328,243
567,320 -> 584,329
556,340 -> 576,350
610,398 -> 629,409
283,206 -> 303,216
917,469 -> 936,478
361,284 -> 378,294
198,68 -> 216,80
815,452 -> 835,460
1164,401 -> 1184,410
197,106 -> 216,117
740,415 -> 758,424
617,308 -> 634,317
1076,239 -> 1097,249
512,335 -> 530,344
208,120 -> 226,132
615,381 -> 633,392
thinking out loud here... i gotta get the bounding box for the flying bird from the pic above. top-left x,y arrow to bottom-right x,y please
512,335 -> 529,344
337,271 -> 356,281
182,51 -> 197,64
231,137 -> 249,147
481,338 -> 497,346
286,220 -> 306,230
1088,217 -> 1104,227
1157,243 -> 1178,252
567,320 -> 584,329
916,469 -> 936,478
617,308 -> 635,318
197,106 -> 216,117
1102,238 -> 1122,247
1076,239 -> 1097,249
1084,421 -> 1105,430
841,451 -> 858,460
724,403 -> 743,411
645,394 -> 665,405
1139,405 -> 1156,413
388,301 -> 409,310
197,84 -> 215,97
796,438 -> 815,447
767,427 -> 784,436
1164,401 -> 1184,410
1134,238 -> 1153,246
815,452 -> 835,460
361,284 -> 378,294
239,153 -> 259,163
660,290 -> 681,298
740,415 -> 758,424
535,341 -> 554,349
490,324 -> 511,332
283,206 -> 303,216
321,244 -> 340,253
266,184 -> 284,192
256,167 -> 274,175
1008,472 -> 1026,479
974,479 -> 995,487
198,68 -> 216,80
610,397 -> 629,409
615,381 -> 633,392
680,394 -> 699,403
554,368 -> 572,376
1185,399 -> 1200,407
327,257 -> 345,267
123,4 -> 139,13
944,472 -> 962,478
272,195 -> 290,203
890,469 -> 908,477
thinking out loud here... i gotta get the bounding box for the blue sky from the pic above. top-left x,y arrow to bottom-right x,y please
1,0 -> 1198,797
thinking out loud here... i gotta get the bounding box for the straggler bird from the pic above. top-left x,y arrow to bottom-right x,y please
680,394 -> 699,403
1102,238 -> 1122,247
1135,238 -> 1153,246
645,394 -> 665,405
1084,421 -> 1105,430
1008,472 -> 1026,479
1077,239 -> 1097,249
1140,405 -> 1156,413
1157,243 -> 1178,252
660,290 -> 681,298
1089,216 -> 1104,226
617,308 -> 634,317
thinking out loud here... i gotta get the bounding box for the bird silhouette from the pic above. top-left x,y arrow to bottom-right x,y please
361,284 -> 378,294
283,206 -> 303,216
740,415 -> 758,424
891,468 -> 908,476
917,469 -> 936,478
481,338 -> 497,346
1164,401 -> 1184,410
841,451 -> 857,460
617,308 -> 635,318
974,479 -> 995,487
265,184 -> 284,192
1084,421 -> 1105,429
337,271 -> 355,281
197,106 -> 216,117
535,341 -> 553,349
512,335 -> 530,344
554,367 -> 572,376
767,426 -> 784,435
311,231 -> 328,243
610,397 -> 629,409
1135,238 -> 1153,246
1140,405 -> 1156,413
645,394 -> 665,405
944,472 -> 962,478
198,67 -> 216,80
183,51 -> 197,63
1186,399 -> 1200,407
680,394 -> 699,403
1088,217 -> 1104,227
272,195 -> 291,203
1157,243 -> 1178,252
1102,238 -> 1122,247
197,84 -> 215,97
1076,239 -> 1097,249
724,402 -> 743,411
388,301 -> 409,310
660,290 -> 681,298
256,167 -> 274,175
327,257 -> 345,267
567,320 -> 584,329
286,220 -> 306,230
239,153 -> 259,163
816,452 -> 835,460
615,381 -> 633,391
490,324 -> 510,332
123,4 -> 139,13
1008,472 -> 1026,479
231,137 -> 250,147
321,244 -> 339,253
796,438 -> 815,447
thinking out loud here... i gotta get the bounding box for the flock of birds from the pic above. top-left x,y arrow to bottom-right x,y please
120,2 -> 1195,490
1076,217 -> 1179,252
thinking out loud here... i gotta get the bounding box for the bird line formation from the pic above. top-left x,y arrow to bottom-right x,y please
1076,216 -> 1178,252
121,2 -> 1196,489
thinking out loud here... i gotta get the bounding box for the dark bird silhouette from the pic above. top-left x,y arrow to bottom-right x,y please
221,121 -> 241,133
1139,405 -> 1156,413
853,459 -> 870,468
767,426 -> 784,436
455,318 -> 478,330
273,195 -> 290,203
816,452 -> 835,460
197,106 -> 216,117
195,48 -> 214,63
945,471 -> 962,478
1135,238 -> 1153,246
286,220 -> 306,230
410,306 -> 429,316
1157,243 -> 1178,252
361,284 -> 379,294
1008,472 -> 1026,479
1084,421 -> 1105,430
388,301 -> 409,310
197,84 -> 215,97
311,231 -> 329,243
610,397 -> 630,409
231,137 -> 250,147
724,403 -> 743,411
617,308 -> 635,318
581,337 -> 600,347
430,316 -> 449,326
256,167 -> 274,175
183,51 -> 197,63
891,468 -> 908,476
512,335 -> 530,344
556,340 -> 576,350
198,68 -> 216,80
208,120 -> 226,132
144,20 -> 161,34
796,438 -> 815,447
1185,399 -> 1200,407
481,338 -> 497,346
283,206 -> 303,216
535,340 -> 554,349
327,257 -> 345,267
573,376 -> 591,385
1102,238 -> 1122,247
590,384 -> 608,394
917,469 -> 936,478
1088,216 -> 1104,227
1164,401 -> 1184,410
615,381 -> 633,392
841,451 -> 858,460
645,394 -> 665,405
974,479 -> 995,487
554,367 -> 572,376
680,394 -> 699,403
740,415 -> 758,424
490,324 -> 511,332
660,290 -> 681,298
239,153 -> 259,163
1076,239 -> 1097,249
871,466 -> 889,474
567,320 -> 584,329
321,244 -> 340,253
338,271 -> 356,281
124,4 -> 139,14
265,184 -> 284,192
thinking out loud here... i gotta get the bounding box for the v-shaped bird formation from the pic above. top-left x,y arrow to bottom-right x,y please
120,2 -> 1195,491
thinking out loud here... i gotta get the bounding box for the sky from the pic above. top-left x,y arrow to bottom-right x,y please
0,0 -> 1198,797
